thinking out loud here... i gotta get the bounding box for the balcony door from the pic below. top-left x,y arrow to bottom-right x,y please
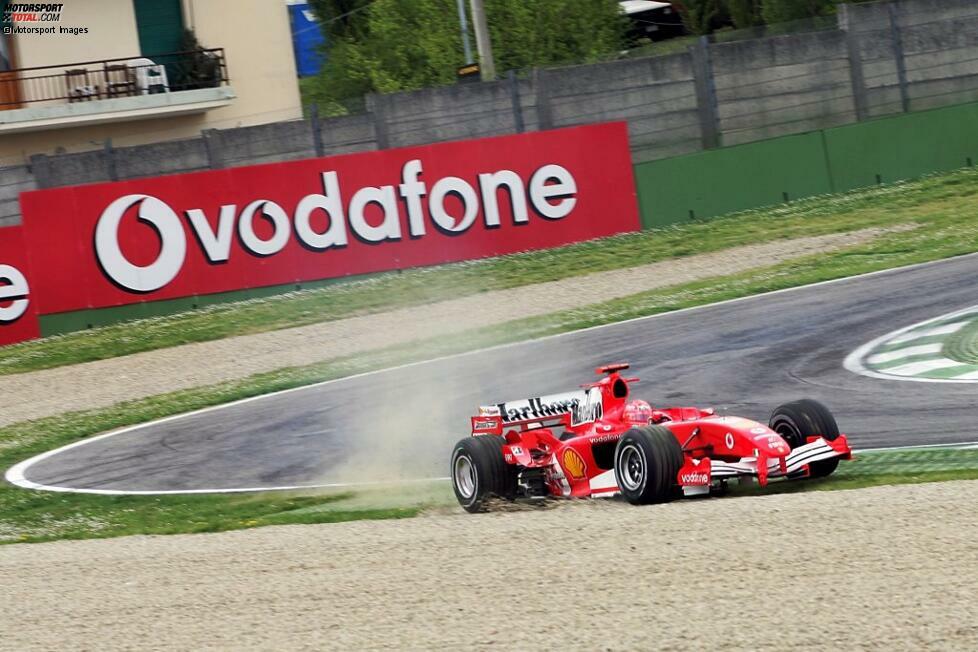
133,0 -> 185,57
0,34 -> 22,110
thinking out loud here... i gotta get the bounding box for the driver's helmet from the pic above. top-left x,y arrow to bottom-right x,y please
623,399 -> 653,424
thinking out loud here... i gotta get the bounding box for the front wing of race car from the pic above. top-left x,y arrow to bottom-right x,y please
691,435 -> 852,495
586,435 -> 851,498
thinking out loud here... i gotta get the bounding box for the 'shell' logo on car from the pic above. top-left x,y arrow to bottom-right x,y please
562,448 -> 587,480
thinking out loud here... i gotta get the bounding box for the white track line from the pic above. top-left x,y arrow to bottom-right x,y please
1,473 -> 454,496
887,321 -> 970,345
882,358 -> 965,376
854,440 -> 978,453
844,302 -> 978,384
7,252 -> 978,496
11,438 -> 978,496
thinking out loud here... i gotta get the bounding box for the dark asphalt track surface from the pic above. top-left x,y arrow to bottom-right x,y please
16,254 -> 978,492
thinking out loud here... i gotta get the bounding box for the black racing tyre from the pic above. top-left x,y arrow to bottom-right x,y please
613,425 -> 684,505
768,399 -> 841,478
451,436 -> 517,513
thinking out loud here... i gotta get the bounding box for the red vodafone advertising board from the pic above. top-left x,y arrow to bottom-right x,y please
5,121 -> 638,345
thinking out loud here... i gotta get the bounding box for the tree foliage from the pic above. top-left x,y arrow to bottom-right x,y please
306,0 -> 626,114
484,0 -> 628,71
726,0 -> 763,29
307,0 -> 373,40
678,0 -> 837,36
674,1 -> 728,36
305,0 -> 850,115
761,0 -> 836,25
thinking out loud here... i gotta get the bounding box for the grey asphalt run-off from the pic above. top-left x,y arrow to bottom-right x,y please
13,254 -> 978,493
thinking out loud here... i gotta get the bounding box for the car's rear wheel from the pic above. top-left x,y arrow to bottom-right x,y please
768,399 -> 841,478
613,425 -> 683,505
451,435 -> 517,513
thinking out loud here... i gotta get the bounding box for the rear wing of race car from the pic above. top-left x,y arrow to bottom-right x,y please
470,407 -> 571,435
471,407 -> 504,435
470,388 -> 603,435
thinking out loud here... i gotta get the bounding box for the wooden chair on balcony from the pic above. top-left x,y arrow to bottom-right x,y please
65,68 -> 99,102
104,64 -> 137,98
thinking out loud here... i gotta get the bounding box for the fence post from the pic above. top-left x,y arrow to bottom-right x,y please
310,103 -> 325,157
508,70 -> 525,134
888,3 -> 910,113
690,36 -> 720,149
534,68 -> 553,131
29,154 -> 53,189
839,4 -> 869,121
368,93 -> 391,150
104,138 -> 118,181
202,129 -> 225,169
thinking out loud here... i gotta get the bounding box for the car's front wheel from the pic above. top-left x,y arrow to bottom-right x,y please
451,435 -> 517,513
769,399 -> 841,478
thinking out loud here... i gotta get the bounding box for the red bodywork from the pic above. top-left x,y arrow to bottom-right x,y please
470,364 -> 852,498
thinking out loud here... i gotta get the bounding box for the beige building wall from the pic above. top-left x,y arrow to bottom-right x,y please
183,0 -> 303,129
13,0 -> 141,68
1,0 -> 301,166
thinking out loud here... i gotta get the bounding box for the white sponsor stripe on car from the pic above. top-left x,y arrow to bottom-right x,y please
589,469 -> 618,493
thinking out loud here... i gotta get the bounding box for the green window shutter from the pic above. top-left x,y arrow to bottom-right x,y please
133,0 -> 185,56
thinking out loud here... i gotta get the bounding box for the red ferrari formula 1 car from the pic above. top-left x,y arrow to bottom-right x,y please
451,363 -> 852,512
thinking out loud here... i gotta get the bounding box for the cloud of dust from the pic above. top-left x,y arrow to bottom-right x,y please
318,332 -> 519,493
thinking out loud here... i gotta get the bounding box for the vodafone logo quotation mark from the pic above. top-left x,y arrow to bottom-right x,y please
93,159 -> 579,293
95,194 -> 187,293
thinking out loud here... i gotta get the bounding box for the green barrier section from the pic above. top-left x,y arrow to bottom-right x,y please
634,131 -> 833,228
635,100 -> 978,228
822,102 -> 978,192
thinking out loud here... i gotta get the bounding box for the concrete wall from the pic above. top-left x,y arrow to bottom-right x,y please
713,30 -> 857,146
843,0 -> 978,117
0,165 -> 35,227
541,53 -> 701,161
5,0 -> 978,220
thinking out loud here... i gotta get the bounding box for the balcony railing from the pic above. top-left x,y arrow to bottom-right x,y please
0,49 -> 229,109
